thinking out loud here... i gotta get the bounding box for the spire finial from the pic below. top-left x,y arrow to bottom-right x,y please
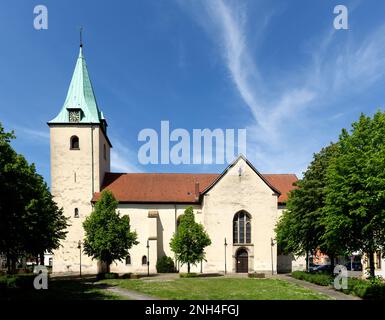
79,26 -> 83,48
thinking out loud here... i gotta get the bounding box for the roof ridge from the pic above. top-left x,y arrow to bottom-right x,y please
106,172 -> 220,175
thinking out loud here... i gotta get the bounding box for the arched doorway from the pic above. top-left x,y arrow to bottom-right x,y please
236,248 -> 248,273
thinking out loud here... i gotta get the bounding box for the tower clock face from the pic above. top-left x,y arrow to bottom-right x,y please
69,110 -> 81,123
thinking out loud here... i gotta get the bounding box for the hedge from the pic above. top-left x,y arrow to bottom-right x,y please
0,274 -> 36,290
96,272 -> 119,280
179,273 -> 199,278
291,271 -> 332,286
291,271 -> 385,299
248,272 -> 265,278
339,277 -> 385,300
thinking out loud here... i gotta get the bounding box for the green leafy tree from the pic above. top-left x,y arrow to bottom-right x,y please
170,206 -> 211,273
83,190 -> 138,273
323,112 -> 385,277
275,143 -> 340,270
0,123 -> 68,272
24,174 -> 68,264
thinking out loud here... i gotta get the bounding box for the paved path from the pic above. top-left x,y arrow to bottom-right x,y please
93,283 -> 159,300
275,274 -> 361,300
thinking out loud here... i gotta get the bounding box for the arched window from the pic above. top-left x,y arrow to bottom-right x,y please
74,208 -> 79,218
125,254 -> 131,265
233,211 -> 251,244
70,135 -> 79,150
142,255 -> 147,265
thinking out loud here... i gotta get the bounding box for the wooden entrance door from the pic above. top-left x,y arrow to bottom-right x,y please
236,249 -> 248,273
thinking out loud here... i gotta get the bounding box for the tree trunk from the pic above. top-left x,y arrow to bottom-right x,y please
368,251 -> 375,278
11,256 -> 16,274
188,263 -> 190,274
6,251 -> 11,274
329,253 -> 335,274
305,251 -> 309,272
39,252 -> 45,266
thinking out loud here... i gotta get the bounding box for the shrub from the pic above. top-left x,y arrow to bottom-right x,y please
156,256 -> 175,273
292,271 -> 385,299
0,274 -> 36,289
199,273 -> 223,278
180,273 -> 199,278
97,272 -> 119,280
291,271 -> 332,286
248,272 -> 265,278
105,272 -> 119,279
339,277 -> 385,300
14,274 -> 36,289
120,273 -> 132,279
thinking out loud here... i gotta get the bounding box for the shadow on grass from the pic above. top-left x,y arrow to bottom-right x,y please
1,278 -> 120,301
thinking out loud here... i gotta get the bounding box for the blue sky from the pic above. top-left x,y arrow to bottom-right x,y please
1,0 -> 385,185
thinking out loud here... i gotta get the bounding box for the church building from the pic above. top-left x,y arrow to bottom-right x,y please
48,44 -> 302,275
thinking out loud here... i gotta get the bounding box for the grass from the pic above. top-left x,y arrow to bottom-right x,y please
99,277 -> 331,300
0,278 -> 125,301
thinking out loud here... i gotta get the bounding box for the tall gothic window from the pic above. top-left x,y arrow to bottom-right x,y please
142,255 -> 147,265
70,135 -> 79,150
233,211 -> 251,244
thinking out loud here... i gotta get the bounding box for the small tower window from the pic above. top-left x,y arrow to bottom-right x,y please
125,254 -> 131,265
70,136 -> 79,150
103,144 -> 107,160
74,208 -> 79,218
142,255 -> 147,265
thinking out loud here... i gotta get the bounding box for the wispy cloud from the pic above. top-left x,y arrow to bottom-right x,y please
178,0 -> 385,174
13,122 -> 141,173
110,139 -> 142,173
15,127 -> 50,143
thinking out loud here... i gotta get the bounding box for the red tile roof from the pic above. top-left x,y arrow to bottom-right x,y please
92,172 -> 298,204
263,174 -> 298,203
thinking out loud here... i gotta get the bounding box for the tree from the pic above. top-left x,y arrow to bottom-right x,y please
275,143 -> 340,270
323,112 -> 385,277
24,174 -> 68,265
0,122 -> 68,272
170,206 -> 211,273
83,190 -> 138,273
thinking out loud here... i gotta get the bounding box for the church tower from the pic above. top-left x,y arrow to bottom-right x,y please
48,44 -> 111,273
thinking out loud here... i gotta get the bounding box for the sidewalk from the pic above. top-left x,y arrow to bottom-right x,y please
92,283 -> 159,300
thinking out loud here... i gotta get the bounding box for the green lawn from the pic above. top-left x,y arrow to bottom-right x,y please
100,277 -> 330,300
1,279 -> 125,301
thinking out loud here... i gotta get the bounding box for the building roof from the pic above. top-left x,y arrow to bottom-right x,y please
48,46 -> 105,124
92,172 -> 298,204
263,174 -> 298,203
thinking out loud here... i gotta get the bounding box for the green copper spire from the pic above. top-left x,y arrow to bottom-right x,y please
49,46 -> 105,126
